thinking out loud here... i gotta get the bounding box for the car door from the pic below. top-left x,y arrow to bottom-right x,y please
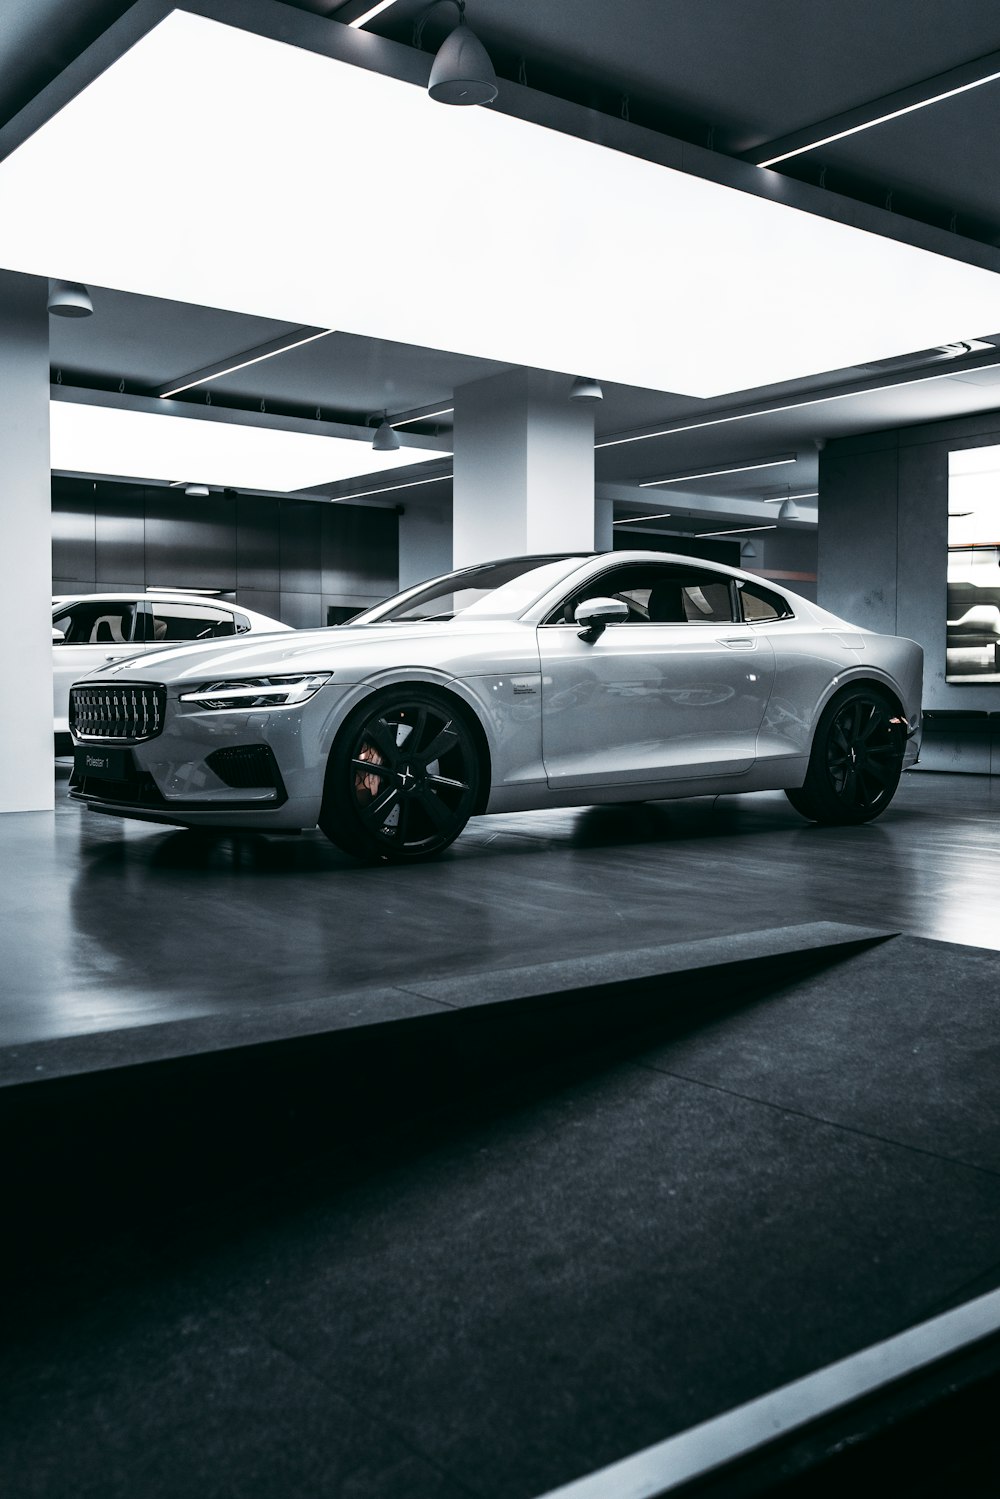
537,562 -> 776,788
52,599 -> 145,732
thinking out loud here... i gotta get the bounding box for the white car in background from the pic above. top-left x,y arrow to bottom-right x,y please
53,591 -> 290,748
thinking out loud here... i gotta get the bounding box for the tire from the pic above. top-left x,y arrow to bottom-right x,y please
785,686 -> 905,826
320,688 -> 481,862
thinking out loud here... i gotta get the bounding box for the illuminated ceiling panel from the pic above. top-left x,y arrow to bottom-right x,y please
49,401 -> 449,492
3,11 -> 1000,397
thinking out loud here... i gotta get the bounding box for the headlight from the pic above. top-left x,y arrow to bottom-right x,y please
179,673 -> 332,710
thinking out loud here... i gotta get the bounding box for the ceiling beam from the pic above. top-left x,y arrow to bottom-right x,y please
596,351 -> 1000,452
51,381 -> 447,449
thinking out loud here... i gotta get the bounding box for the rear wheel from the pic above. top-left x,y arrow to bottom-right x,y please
320,689 -> 481,862
785,687 -> 905,825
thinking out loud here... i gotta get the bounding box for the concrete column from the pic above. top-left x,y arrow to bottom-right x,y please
0,272 -> 52,813
398,500 -> 453,590
595,494 -> 614,553
452,370 -> 596,566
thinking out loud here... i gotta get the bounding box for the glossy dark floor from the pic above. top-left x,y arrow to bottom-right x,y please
2,766 -> 998,1047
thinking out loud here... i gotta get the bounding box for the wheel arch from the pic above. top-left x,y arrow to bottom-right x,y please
808,671 -> 906,752
326,675 -> 494,816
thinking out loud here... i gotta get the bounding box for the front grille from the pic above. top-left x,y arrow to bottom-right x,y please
70,683 -> 166,742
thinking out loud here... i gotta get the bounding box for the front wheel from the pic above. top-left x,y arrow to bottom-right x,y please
320,689 -> 481,862
785,687 -> 905,825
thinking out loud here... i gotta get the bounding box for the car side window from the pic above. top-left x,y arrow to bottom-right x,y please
52,601 -> 138,644
546,564 -> 738,625
148,603 -> 235,641
737,581 -> 794,622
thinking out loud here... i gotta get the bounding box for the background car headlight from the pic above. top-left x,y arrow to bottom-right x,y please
179,673 -> 332,709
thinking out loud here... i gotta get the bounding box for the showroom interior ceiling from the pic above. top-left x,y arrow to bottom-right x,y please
3,0 -> 1000,528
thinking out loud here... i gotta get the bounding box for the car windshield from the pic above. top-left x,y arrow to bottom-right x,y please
354,556 -> 586,623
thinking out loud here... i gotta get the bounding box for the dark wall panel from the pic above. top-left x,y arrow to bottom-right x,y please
51,478 -> 96,585
237,589 -> 281,623
95,482 -> 145,585
279,590 -> 323,630
52,479 -> 399,627
144,491 -> 237,592
322,504 -> 398,599
279,500 -> 323,597
236,496 -> 280,593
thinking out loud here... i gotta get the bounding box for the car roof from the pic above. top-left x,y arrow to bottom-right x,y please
53,591 -> 238,604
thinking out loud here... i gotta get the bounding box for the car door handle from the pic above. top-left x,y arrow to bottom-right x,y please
720,636 -> 755,650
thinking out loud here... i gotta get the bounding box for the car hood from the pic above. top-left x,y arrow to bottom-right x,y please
87,620 -> 510,686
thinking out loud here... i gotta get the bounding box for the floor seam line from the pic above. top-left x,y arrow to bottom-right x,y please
635,1058 -> 1000,1180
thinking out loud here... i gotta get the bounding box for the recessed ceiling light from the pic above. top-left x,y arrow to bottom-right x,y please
6,11 -> 1000,399
49,401 -> 451,493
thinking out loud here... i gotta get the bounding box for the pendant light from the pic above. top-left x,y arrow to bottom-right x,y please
47,280 -> 94,318
569,376 -> 603,401
372,414 -> 400,451
427,1 -> 498,106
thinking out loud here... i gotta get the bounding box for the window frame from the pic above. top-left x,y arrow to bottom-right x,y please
734,578 -> 795,624
137,599 -> 236,642
540,561 -> 741,628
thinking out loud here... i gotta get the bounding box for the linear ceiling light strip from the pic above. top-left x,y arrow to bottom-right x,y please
391,407 -> 455,427
640,456 -> 795,487
596,359 -> 1000,450
329,472 -> 451,502
758,68 -> 1000,168
348,0 -> 400,27
697,524 -> 778,537
159,329 -> 335,399
613,511 -> 673,525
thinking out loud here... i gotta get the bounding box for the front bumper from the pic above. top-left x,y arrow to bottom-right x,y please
70,681 -> 359,831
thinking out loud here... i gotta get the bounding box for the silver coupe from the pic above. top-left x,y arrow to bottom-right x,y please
68,551 -> 923,862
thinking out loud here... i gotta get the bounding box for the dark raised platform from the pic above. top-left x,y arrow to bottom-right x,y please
4,922 -> 1000,1499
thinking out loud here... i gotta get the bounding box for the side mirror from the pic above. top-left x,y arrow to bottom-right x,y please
574,596 -> 629,642
52,626 -> 66,642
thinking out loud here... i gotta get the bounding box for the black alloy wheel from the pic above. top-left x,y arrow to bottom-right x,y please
321,689 -> 481,861
785,687 -> 906,825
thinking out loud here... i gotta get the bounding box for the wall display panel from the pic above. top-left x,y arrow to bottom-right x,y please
947,446 -> 1000,683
